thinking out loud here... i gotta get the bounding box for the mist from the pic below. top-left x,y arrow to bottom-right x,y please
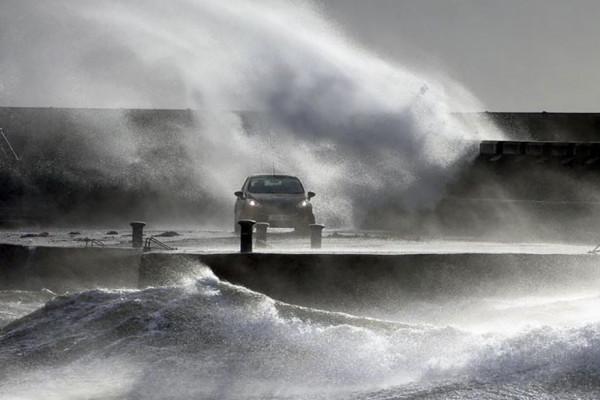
0,0 -> 503,228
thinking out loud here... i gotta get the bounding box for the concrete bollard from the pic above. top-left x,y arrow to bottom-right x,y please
309,224 -> 325,249
238,219 -> 256,253
130,221 -> 146,249
254,222 -> 269,248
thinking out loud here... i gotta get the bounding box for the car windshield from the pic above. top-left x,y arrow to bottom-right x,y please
248,176 -> 304,194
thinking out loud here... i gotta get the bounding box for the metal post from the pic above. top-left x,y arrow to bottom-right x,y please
130,221 -> 146,249
254,222 -> 269,248
309,224 -> 325,249
239,219 -> 256,253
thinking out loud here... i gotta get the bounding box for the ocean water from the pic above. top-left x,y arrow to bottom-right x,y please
1,262 -> 600,399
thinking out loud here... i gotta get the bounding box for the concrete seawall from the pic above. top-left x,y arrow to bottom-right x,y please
141,252 -> 600,310
0,244 -> 141,291
2,243 -> 600,311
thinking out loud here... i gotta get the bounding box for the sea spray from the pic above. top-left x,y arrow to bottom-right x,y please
2,261 -> 600,399
0,0 -> 503,227
0,263 -> 476,397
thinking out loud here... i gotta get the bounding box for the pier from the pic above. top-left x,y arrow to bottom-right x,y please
2,236 -> 600,312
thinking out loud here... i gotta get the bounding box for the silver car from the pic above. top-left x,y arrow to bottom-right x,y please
234,174 -> 316,232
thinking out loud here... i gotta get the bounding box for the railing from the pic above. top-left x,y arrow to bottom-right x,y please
589,243 -> 600,254
84,238 -> 106,247
480,140 -> 600,165
143,236 -> 177,251
255,238 -> 276,248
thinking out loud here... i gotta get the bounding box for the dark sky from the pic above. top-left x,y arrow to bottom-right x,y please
320,0 -> 600,112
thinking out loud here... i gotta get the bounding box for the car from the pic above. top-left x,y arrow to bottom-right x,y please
234,174 -> 316,233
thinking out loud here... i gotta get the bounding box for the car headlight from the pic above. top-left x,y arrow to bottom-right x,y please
297,200 -> 309,208
248,199 -> 260,207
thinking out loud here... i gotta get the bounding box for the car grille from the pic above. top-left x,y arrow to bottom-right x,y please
262,203 -> 297,215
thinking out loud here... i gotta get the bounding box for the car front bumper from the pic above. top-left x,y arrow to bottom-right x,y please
241,206 -> 313,228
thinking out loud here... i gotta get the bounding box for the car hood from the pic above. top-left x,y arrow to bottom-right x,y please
247,192 -> 306,206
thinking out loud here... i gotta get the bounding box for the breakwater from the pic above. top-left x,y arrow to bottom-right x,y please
2,243 -> 600,311
142,252 -> 600,312
0,244 -> 140,291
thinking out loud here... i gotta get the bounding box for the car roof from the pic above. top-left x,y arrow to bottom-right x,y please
248,174 -> 300,179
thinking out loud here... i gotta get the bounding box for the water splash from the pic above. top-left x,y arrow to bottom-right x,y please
2,262 -> 600,399
0,0 -> 503,227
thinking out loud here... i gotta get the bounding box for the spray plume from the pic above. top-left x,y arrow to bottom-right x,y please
0,0 -> 503,227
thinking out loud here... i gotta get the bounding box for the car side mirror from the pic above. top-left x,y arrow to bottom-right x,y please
234,191 -> 243,198
307,191 -> 316,199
